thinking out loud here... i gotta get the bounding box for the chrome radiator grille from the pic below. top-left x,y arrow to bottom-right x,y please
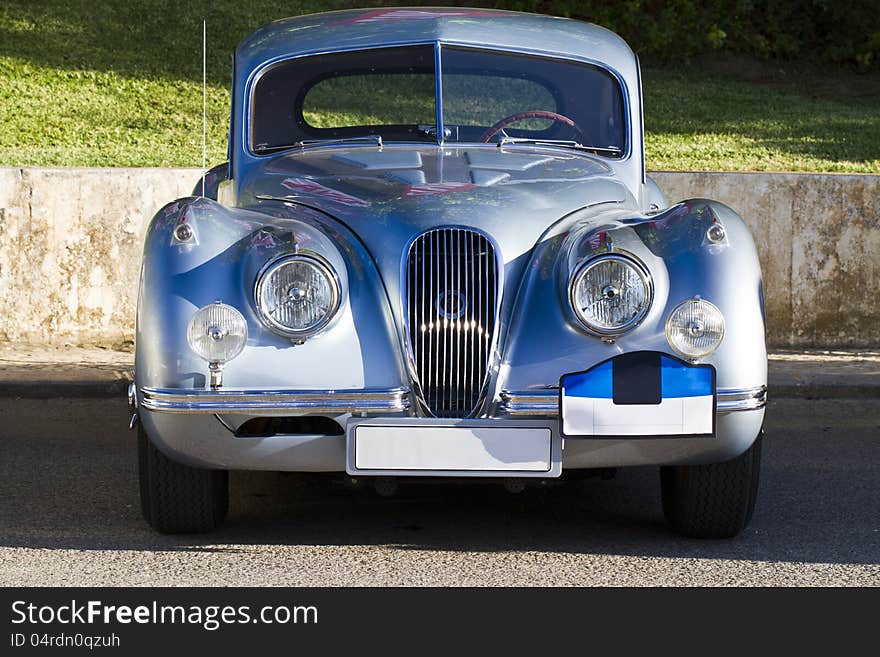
406,228 -> 497,417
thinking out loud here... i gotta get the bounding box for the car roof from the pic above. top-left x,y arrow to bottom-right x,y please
235,7 -> 637,80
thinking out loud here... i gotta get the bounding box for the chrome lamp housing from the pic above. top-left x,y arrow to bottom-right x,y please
665,298 -> 726,360
186,301 -> 248,389
254,253 -> 341,342
568,253 -> 653,336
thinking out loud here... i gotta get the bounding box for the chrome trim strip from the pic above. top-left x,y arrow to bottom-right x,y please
715,385 -> 768,413
434,41 -> 444,145
499,385 -> 767,416
127,382 -> 139,430
498,390 -> 560,417
127,382 -> 138,410
140,387 -> 410,415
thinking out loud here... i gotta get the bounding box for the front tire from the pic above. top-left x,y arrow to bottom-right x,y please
138,424 -> 228,533
660,432 -> 762,538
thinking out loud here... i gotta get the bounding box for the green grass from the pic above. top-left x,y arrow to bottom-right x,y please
1,0 -> 878,172
644,67 -> 880,173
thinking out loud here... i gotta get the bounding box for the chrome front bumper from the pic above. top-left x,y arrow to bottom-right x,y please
498,385 -> 767,416
139,387 -> 411,415
138,384 -> 765,417
137,385 -> 765,471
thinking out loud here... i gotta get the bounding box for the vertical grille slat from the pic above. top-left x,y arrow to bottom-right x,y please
440,232 -> 446,411
454,229 -> 462,413
406,228 -> 497,418
464,232 -> 470,411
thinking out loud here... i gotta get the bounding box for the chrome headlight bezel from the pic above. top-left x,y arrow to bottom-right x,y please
254,253 -> 341,340
568,252 -> 653,336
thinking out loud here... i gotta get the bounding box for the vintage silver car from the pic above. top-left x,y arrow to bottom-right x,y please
131,8 -> 767,537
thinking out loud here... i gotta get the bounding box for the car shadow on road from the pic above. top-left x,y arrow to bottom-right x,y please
1,450 -> 877,568
0,398 -> 877,568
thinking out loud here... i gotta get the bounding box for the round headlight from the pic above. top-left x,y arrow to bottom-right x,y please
255,254 -> 340,338
666,298 -> 725,359
187,302 -> 248,363
569,254 -> 652,335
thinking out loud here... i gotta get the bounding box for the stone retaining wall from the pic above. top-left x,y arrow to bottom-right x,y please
0,167 -> 876,346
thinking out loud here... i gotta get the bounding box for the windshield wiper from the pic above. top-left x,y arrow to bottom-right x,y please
497,136 -> 622,157
253,134 -> 383,155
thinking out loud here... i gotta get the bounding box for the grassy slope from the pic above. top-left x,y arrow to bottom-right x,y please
645,65 -> 880,173
1,0 -> 878,172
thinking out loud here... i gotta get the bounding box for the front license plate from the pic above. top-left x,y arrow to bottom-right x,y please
560,351 -> 716,438
348,422 -> 553,475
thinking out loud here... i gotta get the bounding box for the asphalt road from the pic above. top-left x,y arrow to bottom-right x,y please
0,397 -> 877,586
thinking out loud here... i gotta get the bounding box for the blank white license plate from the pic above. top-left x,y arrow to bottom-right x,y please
352,425 -> 552,473
560,352 -> 716,438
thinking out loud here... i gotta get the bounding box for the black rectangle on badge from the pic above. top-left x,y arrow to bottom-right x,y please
612,351 -> 661,405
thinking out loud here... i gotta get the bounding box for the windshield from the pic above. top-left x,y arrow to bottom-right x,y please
250,44 -> 625,155
251,45 -> 436,151
441,47 -> 625,152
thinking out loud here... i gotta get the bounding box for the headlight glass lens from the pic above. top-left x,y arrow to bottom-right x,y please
256,255 -> 339,337
187,302 -> 248,363
570,254 -> 652,334
666,299 -> 725,358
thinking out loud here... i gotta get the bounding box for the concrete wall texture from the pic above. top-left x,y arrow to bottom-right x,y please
0,167 -> 200,348
0,167 -> 877,347
652,172 -> 879,347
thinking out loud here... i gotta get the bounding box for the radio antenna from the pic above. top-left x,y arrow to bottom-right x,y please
201,19 -> 207,197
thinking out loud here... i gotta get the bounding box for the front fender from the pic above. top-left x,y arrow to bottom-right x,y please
495,199 -> 766,400
134,197 -> 408,393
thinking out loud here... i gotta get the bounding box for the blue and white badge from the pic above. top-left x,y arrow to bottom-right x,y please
560,352 -> 715,437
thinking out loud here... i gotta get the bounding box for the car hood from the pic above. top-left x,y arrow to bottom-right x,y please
239,145 -> 635,266
237,145 -> 638,335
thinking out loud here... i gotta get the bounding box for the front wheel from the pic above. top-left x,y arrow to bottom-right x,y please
138,424 -> 228,533
660,432 -> 762,539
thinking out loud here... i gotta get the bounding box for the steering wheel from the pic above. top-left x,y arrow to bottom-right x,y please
480,110 -> 584,143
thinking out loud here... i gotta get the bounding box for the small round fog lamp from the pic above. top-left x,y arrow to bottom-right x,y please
187,302 -> 247,364
666,299 -> 724,359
